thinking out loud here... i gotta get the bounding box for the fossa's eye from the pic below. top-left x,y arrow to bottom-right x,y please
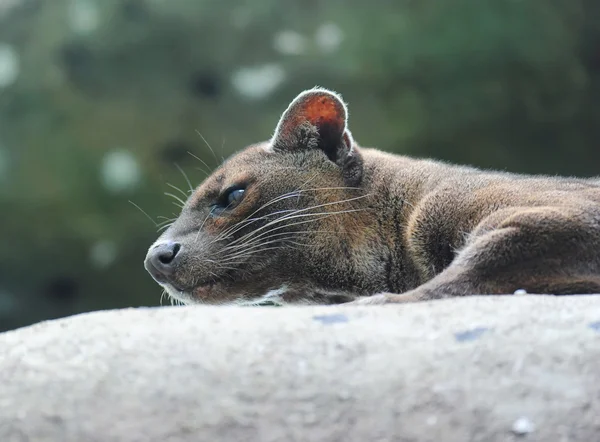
226,188 -> 245,208
211,186 -> 245,216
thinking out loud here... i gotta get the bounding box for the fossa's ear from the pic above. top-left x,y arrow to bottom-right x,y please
270,87 -> 362,184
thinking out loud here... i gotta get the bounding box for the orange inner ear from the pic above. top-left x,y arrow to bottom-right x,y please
303,94 -> 345,130
279,92 -> 346,139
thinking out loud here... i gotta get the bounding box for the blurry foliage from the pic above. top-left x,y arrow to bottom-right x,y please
0,0 -> 599,330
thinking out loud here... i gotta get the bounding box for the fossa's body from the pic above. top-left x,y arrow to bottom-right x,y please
144,88 -> 600,305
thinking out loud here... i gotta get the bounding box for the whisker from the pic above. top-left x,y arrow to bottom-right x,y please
220,136 -> 226,163
224,194 -> 371,249
214,264 -> 239,272
187,151 -> 212,176
208,192 -> 303,244
220,242 -> 300,264
200,258 -> 242,273
195,129 -> 220,167
222,208 -> 364,255
164,192 -> 187,207
174,163 -> 194,194
219,228 -> 324,250
166,182 -> 189,200
298,172 -> 320,191
194,206 -> 215,243
129,200 -> 159,227
157,223 -> 173,232
219,230 -> 313,255
219,210 -> 362,265
218,246 -> 288,264
215,205 -> 351,249
220,234 -> 301,258
212,186 -> 365,243
211,208 -> 297,244
157,216 -> 177,228
157,215 -> 177,221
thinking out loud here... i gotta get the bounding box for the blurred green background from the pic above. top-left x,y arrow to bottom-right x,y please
1,0 -> 599,331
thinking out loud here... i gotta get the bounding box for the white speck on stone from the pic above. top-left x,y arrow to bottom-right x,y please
512,417 -> 535,435
426,415 -> 438,426
100,149 -> 141,193
68,0 -> 100,35
315,22 -> 344,53
337,389 -> 351,400
90,240 -> 118,269
273,30 -> 307,55
231,64 -> 285,100
514,289 -> 528,296
0,43 -> 19,88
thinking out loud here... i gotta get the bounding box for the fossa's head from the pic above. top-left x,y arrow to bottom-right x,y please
144,88 -> 373,305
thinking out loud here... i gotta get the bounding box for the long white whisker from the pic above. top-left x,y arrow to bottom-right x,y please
224,194 -> 370,249
220,136 -> 226,163
157,215 -> 177,221
219,229 -> 330,254
226,208 -> 365,252
187,150 -> 212,176
164,192 -> 187,207
174,163 -> 194,193
212,208 -> 298,243
219,233 -> 305,260
157,223 -> 173,232
166,182 -> 189,199
194,207 -> 215,243
212,187 -> 365,243
218,209 -> 364,266
195,130 -> 220,167
157,217 -> 177,228
218,246 -> 288,263
219,238 -> 292,262
209,192 -> 304,243
221,207 -> 360,250
129,200 -> 159,227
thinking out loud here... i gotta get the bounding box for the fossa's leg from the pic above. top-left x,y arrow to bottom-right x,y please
349,206 -> 600,305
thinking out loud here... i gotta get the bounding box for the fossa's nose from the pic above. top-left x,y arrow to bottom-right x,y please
144,241 -> 181,284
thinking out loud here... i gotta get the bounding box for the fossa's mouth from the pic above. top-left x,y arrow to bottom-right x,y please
191,279 -> 221,300
162,278 -> 225,304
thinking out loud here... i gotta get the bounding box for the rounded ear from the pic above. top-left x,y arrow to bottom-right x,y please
270,88 -> 356,164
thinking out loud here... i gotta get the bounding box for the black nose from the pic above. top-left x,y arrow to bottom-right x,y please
144,241 -> 181,284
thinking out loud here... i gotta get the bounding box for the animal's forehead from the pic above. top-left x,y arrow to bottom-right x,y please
222,143 -> 271,169
190,141 -> 332,204
191,144 -> 272,196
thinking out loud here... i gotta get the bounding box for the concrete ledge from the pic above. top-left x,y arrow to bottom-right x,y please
1,296 -> 599,442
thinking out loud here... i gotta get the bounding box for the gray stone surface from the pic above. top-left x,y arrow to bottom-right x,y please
1,295 -> 599,442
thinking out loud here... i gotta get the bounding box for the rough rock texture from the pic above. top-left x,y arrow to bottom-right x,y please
1,295 -> 599,442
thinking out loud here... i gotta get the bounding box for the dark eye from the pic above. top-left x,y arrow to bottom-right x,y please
226,188 -> 245,208
210,186 -> 245,216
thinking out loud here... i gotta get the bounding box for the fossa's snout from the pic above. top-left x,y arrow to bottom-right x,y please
144,241 -> 181,285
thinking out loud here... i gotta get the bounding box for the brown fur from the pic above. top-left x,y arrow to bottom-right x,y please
144,88 -> 600,306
